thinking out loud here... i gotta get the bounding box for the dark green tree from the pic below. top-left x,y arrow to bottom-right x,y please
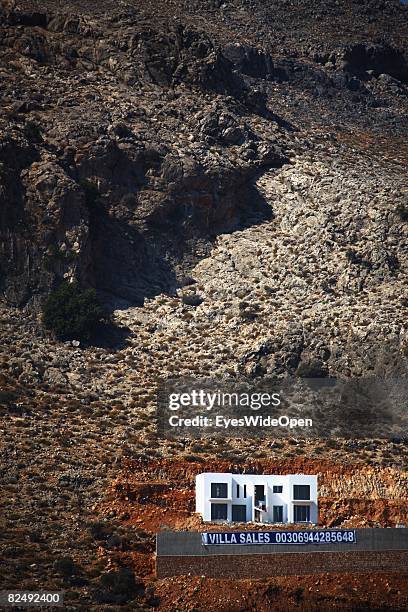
42,281 -> 104,341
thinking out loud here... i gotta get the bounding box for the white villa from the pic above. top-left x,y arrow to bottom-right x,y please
196,473 -> 318,524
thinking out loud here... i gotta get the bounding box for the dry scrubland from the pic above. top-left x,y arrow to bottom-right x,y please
1,0 -> 408,609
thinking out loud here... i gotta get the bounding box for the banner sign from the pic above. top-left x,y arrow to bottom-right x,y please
201,530 -> 357,546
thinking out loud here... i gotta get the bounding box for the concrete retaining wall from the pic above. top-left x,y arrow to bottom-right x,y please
157,551 -> 408,578
156,529 -> 408,578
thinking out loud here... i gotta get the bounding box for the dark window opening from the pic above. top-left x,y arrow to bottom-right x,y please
236,483 -> 240,498
211,483 -> 228,498
232,504 -> 246,522
273,485 -> 283,493
273,506 -> 283,522
211,503 -> 228,520
293,485 -> 310,500
254,485 -> 265,504
294,505 -> 310,522
243,484 -> 247,498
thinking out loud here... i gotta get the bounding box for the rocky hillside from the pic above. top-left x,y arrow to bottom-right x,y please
0,0 -> 408,609
1,0 -> 407,373
1,0 -> 407,312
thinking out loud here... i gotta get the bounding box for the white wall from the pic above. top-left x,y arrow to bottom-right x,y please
197,473 -> 233,521
196,473 -> 318,525
195,473 -> 206,516
287,473 -> 318,524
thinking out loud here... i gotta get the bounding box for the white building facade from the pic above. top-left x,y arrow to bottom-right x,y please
196,473 -> 318,524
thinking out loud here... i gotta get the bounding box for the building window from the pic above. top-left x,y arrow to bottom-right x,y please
211,483 -> 228,498
232,504 -> 247,522
211,503 -> 228,520
293,485 -> 310,500
254,484 -> 265,504
243,485 -> 246,498
273,485 -> 283,493
294,505 -> 310,522
273,506 -> 283,522
236,484 -> 240,498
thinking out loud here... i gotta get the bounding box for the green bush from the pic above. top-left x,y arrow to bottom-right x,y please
93,568 -> 142,605
42,281 -> 105,341
53,556 -> 76,578
79,179 -> 100,209
397,203 -> 408,221
0,390 -> 19,405
23,120 -> 42,143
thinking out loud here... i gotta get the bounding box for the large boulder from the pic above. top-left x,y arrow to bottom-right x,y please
223,43 -> 275,80
341,43 -> 408,83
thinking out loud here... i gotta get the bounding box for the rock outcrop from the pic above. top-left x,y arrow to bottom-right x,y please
0,1 -> 407,607
1,0 -> 407,310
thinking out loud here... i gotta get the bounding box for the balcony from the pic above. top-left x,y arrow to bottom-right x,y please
253,499 -> 267,512
209,496 -> 231,502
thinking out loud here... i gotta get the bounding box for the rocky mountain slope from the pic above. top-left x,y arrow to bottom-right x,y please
0,0 -> 408,609
1,0 -> 407,311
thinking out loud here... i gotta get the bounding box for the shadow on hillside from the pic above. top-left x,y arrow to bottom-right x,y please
87,321 -> 133,351
86,164 -> 283,313
236,176 -> 275,230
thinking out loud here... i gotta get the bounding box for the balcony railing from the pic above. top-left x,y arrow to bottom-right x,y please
254,500 -> 267,511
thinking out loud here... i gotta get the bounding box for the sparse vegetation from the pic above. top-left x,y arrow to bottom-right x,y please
23,120 -> 42,142
53,556 -> 77,578
93,568 -> 142,605
42,281 -> 105,341
79,179 -> 100,209
1,0 -> 407,608
397,203 -> 408,221
292,587 -> 305,603
0,390 -> 19,405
